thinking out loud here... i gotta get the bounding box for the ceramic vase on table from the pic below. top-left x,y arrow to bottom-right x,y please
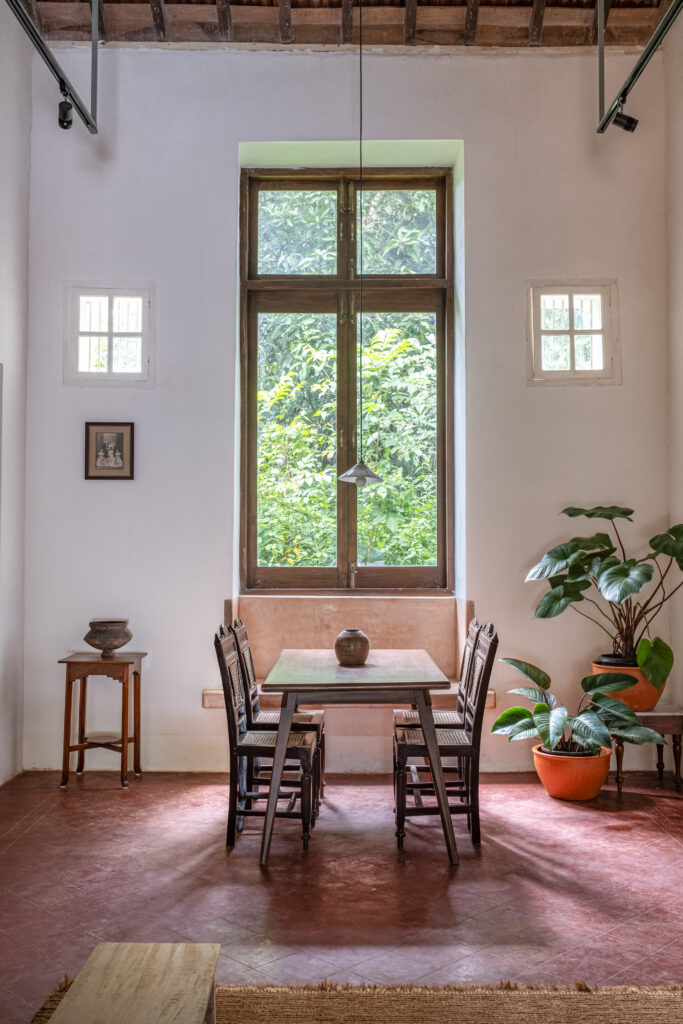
84,618 -> 133,659
334,628 -> 370,667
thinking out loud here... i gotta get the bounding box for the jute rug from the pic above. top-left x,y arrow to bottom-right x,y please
31,978 -> 683,1023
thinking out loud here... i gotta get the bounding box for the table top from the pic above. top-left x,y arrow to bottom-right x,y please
262,648 -> 449,693
59,651 -> 147,664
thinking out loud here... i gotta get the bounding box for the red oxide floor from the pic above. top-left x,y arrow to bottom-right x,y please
0,770 -> 682,1022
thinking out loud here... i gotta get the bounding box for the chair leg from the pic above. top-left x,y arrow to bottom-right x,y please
395,748 -> 407,850
301,758 -> 313,852
470,753 -> 481,845
245,757 -> 254,811
227,760 -> 238,847
237,755 -> 247,832
311,748 -> 320,826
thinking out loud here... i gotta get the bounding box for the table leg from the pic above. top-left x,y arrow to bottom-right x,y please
615,738 -> 624,797
656,743 -> 665,788
204,981 -> 216,1024
120,667 -> 129,789
673,734 -> 682,793
77,677 -> 88,774
415,691 -> 459,866
133,669 -> 142,777
60,675 -> 74,788
259,691 -> 296,866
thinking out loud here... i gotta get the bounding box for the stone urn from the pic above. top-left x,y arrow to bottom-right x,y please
334,627 -> 370,667
84,618 -> 133,659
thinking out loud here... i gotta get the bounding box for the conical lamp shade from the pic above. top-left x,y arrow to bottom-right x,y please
338,460 -> 382,487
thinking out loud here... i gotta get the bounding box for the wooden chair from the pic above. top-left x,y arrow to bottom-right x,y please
393,618 -> 482,730
214,629 -> 318,850
228,620 -> 326,804
393,623 -> 498,848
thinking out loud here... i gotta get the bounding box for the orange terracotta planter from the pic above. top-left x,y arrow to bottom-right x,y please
533,743 -> 612,801
590,662 -> 665,712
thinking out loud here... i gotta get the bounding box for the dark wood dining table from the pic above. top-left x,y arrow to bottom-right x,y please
259,648 -> 458,866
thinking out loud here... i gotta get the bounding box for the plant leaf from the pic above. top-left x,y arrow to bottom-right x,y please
491,706 -> 534,735
596,560 -> 654,603
526,543 -> 584,582
568,711 -> 612,751
533,704 -> 568,750
610,725 -> 666,746
569,533 -> 615,552
581,672 -> 639,695
636,637 -> 673,689
506,721 -> 542,742
508,687 -> 557,707
649,528 -> 683,570
591,693 -> 641,723
562,505 -> 634,521
534,581 -> 589,618
500,658 -> 551,690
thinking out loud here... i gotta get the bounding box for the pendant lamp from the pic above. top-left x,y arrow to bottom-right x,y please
338,0 -> 381,489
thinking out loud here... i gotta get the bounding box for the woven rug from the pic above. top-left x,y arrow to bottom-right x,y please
32,979 -> 683,1023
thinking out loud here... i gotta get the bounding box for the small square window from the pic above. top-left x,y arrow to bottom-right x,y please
527,282 -> 620,386
64,285 -> 154,387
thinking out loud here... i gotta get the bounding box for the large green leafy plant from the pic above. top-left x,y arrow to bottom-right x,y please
492,660 -> 664,753
526,505 -> 683,691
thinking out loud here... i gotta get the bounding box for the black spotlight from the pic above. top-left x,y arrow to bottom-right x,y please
58,98 -> 73,130
613,110 -> 638,133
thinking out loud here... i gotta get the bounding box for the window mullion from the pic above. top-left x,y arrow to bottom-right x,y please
107,295 -> 114,373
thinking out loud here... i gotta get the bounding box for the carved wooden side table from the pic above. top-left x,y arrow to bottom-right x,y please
59,652 -> 147,789
613,703 -> 682,796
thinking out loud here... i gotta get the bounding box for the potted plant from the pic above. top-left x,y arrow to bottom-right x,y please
491,659 -> 664,800
526,505 -> 683,710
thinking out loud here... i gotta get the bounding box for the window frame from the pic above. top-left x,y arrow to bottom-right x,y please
240,167 -> 454,594
63,284 -> 155,387
526,280 -> 621,386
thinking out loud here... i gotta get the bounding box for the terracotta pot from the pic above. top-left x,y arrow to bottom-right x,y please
533,743 -> 612,801
84,618 -> 133,659
590,661 -> 664,712
334,628 -> 370,667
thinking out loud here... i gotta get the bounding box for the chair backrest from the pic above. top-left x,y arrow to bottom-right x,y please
456,619 -> 482,718
229,619 -> 260,729
214,628 -> 247,756
462,622 -> 498,747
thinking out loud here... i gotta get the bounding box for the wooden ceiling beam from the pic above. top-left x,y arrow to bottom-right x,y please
590,0 -> 613,45
150,0 -> 167,40
404,0 -> 417,44
464,0 -> 479,44
279,0 -> 292,42
22,0 -> 43,33
529,0 -> 546,44
215,0 -> 232,40
340,0 -> 352,42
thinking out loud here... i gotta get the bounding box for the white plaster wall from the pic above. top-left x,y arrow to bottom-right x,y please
0,6 -> 31,783
666,23 -> 683,721
25,45 -> 668,772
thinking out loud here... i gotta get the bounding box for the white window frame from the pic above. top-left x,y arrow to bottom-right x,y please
526,280 -> 621,386
64,283 -> 155,387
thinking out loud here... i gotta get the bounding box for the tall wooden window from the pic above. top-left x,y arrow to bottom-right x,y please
240,168 -> 454,591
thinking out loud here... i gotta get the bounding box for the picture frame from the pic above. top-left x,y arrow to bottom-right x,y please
85,422 -> 134,480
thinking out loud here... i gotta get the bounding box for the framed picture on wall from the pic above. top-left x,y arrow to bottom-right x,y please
85,422 -> 134,480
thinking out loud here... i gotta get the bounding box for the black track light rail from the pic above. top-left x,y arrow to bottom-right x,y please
4,0 -> 98,134
597,0 -> 683,133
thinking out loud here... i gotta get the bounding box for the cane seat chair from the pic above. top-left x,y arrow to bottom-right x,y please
393,622 -> 498,848
393,619 -> 482,730
227,620 -> 326,801
214,629 -> 318,850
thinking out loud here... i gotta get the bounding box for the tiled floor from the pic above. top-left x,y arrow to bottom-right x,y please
0,770 -> 682,1022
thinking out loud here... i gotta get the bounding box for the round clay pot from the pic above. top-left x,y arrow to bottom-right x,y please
84,618 -> 133,659
334,628 -> 370,667
533,743 -> 612,801
591,660 -> 664,712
